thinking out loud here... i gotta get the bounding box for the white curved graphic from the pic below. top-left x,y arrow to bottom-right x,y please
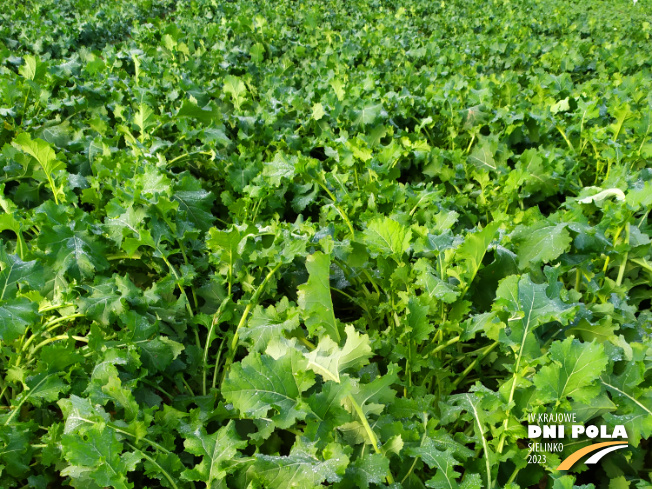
584,444 -> 628,464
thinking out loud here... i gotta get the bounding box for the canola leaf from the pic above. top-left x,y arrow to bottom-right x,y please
351,363 -> 400,417
58,395 -> 111,435
104,206 -> 148,248
11,373 -> 69,412
0,424 -> 33,477
305,324 -> 372,383
550,97 -> 570,114
0,298 -> 38,342
414,260 -> 460,304
222,352 -> 314,429
467,138 -> 497,171
239,299 -> 300,352
181,421 -> 246,486
12,133 -> 66,177
363,216 -> 412,257
223,75 -> 247,108
533,338 -> 608,404
577,187 -> 626,205
85,351 -> 139,420
0,251 -> 42,301
38,226 -> 108,280
347,453 -> 390,489
263,152 -> 296,186
172,175 -> 215,232
79,279 -> 124,326
406,296 -> 433,342
352,103 -> 385,126
601,370 -> 652,447
312,103 -> 325,120
249,442 -> 348,488
133,104 -> 156,135
18,55 -> 37,80
512,222 -> 571,269
139,337 -> 184,372
61,425 -> 140,489
495,274 -> 576,352
298,252 -> 340,342
305,379 -> 352,441
408,438 -> 462,489
176,99 -> 220,124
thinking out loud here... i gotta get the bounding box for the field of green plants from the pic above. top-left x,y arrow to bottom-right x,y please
1,0 -> 651,487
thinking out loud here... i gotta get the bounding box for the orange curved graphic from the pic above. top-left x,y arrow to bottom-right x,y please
557,441 -> 628,470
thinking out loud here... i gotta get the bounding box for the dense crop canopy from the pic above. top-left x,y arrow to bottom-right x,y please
0,0 -> 651,487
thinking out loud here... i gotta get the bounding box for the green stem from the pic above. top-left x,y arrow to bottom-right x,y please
506,446 -> 532,485
125,442 -> 179,489
400,413 -> 428,484
616,223 -> 629,286
211,336 -> 227,390
29,334 -> 88,358
203,298 -> 230,395
106,252 -> 142,260
221,263 -> 283,385
423,335 -> 460,356
46,174 -> 59,204
20,313 -> 84,354
4,373 -> 53,425
349,394 -> 395,484
159,252 -> 199,348
631,258 -> 652,274
466,394 -> 493,489
38,303 -> 74,313
315,180 -> 355,236
0,378 -> 10,405
452,341 -> 498,389
601,378 -> 652,416
168,150 -> 213,166
556,126 -> 575,152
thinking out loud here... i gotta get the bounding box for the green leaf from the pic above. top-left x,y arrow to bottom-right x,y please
533,338 -> 608,404
133,104 -> 156,137
223,75 -> 247,109
298,252 -> 340,342
79,279 -> 125,326
139,336 -> 184,372
222,352 -> 314,429
347,453 -> 389,489
551,97 -> 570,114
512,222 -> 571,269
249,442 -> 348,488
0,251 -> 42,301
181,421 -> 246,486
362,216 -> 412,257
305,324 -> 372,383
85,350 -> 139,421
172,175 -> 215,232
312,103 -> 325,120
602,370 -> 652,447
409,438 -> 462,489
263,152 -> 296,186
61,425 -> 140,489
12,133 -> 66,181
0,298 -> 38,342
352,103 -> 385,126
468,137 -> 497,172
239,298 -> 300,352
18,55 -> 37,80
38,226 -> 109,280
18,372 -> 69,407
495,274 -> 576,353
